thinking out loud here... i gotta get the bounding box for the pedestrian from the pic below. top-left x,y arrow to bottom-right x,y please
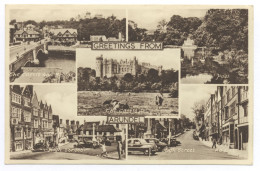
117,140 -> 122,160
101,142 -> 107,157
212,138 -> 217,149
16,53 -> 19,59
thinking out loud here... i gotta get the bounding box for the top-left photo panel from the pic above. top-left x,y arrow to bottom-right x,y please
7,5 -> 127,83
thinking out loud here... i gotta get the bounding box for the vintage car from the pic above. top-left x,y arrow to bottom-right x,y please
128,138 -> 157,155
193,132 -> 199,140
32,142 -> 49,152
169,137 -> 181,147
145,138 -> 167,152
74,140 -> 100,149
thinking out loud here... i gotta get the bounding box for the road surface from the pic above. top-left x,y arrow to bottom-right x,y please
10,142 -> 124,160
128,129 -> 240,160
9,43 -> 39,63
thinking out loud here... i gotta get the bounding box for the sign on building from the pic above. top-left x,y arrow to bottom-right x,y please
107,116 -> 145,124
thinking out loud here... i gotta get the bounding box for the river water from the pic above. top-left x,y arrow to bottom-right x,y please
13,50 -> 76,83
40,51 -> 76,73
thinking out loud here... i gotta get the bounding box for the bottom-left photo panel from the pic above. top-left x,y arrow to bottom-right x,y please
8,85 -> 127,161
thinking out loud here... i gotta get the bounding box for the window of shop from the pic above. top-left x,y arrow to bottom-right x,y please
27,129 -> 32,138
15,128 -> 22,139
12,92 -> 21,104
24,97 -> 30,107
34,120 -> 38,128
33,109 -> 38,116
24,112 -> 31,122
11,107 -> 21,118
40,110 -> 43,117
15,142 -> 23,151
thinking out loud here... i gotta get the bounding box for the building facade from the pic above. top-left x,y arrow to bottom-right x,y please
10,85 -> 54,152
96,55 -> 163,78
13,30 -> 40,42
200,86 -> 249,152
50,29 -> 78,45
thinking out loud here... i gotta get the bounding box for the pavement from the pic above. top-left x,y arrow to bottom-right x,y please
199,138 -> 248,159
128,130 -> 241,160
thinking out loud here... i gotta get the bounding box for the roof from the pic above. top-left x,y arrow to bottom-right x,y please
97,125 -> 121,132
82,122 -> 121,132
50,29 -> 77,35
14,30 -> 40,35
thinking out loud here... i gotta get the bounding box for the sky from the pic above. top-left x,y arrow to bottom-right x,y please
33,85 -> 105,124
180,85 -> 217,120
9,8 -> 126,22
128,8 -> 208,30
77,48 -> 180,71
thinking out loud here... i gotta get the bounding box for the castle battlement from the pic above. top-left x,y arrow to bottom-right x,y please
95,55 -> 162,78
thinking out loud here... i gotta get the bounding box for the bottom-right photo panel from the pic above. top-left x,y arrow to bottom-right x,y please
179,85 -> 250,160
127,86 -> 250,160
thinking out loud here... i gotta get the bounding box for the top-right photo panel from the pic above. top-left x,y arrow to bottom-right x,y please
128,8 -> 249,84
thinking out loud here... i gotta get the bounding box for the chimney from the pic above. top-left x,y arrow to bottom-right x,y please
71,120 -> 75,125
60,119 -> 62,125
66,119 -> 69,125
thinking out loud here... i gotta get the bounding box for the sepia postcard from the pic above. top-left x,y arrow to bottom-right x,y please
5,5 -> 253,165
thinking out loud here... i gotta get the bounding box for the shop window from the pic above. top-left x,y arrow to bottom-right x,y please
12,92 -> 21,104
33,109 -> 38,116
24,112 -> 31,122
15,142 -> 23,151
15,128 -> 22,139
24,97 -> 30,107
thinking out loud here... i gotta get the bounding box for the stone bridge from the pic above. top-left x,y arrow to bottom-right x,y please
9,43 -> 48,73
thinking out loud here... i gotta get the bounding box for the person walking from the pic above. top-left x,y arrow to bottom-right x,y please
117,140 -> 122,160
212,138 -> 217,149
101,142 -> 107,157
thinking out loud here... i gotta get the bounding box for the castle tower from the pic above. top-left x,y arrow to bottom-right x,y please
132,56 -> 137,76
96,55 -> 103,78
103,58 -> 108,78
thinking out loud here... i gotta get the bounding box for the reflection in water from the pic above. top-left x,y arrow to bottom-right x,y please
39,51 -> 76,73
181,48 -> 248,84
181,73 -> 213,84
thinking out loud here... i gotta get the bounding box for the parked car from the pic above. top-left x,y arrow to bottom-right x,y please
128,138 -> 157,155
193,131 -> 199,140
145,138 -> 167,152
32,142 -> 48,152
169,137 -> 181,147
74,140 -> 100,149
104,139 -> 112,146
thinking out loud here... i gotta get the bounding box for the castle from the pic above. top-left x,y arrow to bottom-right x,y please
96,55 -> 163,78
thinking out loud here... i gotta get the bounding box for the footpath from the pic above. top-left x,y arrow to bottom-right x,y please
199,138 -> 248,159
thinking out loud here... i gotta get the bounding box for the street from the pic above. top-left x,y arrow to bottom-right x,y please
10,142 -> 125,160
128,130 -> 240,160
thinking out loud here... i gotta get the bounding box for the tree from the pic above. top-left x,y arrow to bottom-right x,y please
147,69 -> 159,83
192,100 -> 205,123
10,19 -> 16,25
123,73 -> 133,82
157,19 -> 168,33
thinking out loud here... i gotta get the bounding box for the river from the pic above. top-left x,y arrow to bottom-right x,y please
12,50 -> 76,83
